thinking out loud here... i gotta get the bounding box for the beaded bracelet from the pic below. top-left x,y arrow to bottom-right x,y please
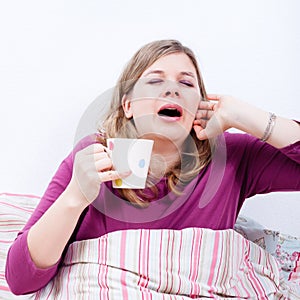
260,112 -> 277,142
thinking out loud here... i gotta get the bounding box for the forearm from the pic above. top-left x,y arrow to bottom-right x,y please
228,101 -> 300,148
195,94 -> 300,147
27,185 -> 87,269
26,140 -> 125,269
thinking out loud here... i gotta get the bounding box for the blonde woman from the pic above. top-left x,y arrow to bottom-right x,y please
6,39 -> 300,295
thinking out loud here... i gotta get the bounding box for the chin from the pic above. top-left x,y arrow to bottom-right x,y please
138,126 -> 189,146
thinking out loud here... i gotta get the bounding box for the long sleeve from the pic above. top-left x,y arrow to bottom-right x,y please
239,134 -> 300,198
5,153 -> 73,295
5,135 -> 96,295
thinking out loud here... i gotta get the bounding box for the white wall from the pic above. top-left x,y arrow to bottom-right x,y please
0,0 -> 299,235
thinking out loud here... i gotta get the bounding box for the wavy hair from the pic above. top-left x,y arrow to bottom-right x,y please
99,39 -> 213,206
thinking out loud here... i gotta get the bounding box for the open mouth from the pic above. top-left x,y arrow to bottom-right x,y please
157,104 -> 183,118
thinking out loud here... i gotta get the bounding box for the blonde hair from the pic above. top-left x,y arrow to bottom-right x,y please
99,39 -> 213,206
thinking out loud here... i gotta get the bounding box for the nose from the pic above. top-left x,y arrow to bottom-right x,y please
163,82 -> 180,98
165,90 -> 179,97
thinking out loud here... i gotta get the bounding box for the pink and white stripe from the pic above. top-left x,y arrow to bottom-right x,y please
34,228 -> 300,299
0,193 -> 40,300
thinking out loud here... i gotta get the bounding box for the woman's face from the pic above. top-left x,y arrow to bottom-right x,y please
123,53 -> 201,145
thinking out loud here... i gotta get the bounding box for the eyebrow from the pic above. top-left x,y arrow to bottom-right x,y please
143,69 -> 196,79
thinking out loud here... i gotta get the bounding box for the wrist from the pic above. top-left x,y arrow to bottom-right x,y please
63,180 -> 91,210
218,96 -> 242,130
226,99 -> 268,134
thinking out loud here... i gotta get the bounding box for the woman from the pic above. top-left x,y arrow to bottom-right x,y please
6,39 -> 300,295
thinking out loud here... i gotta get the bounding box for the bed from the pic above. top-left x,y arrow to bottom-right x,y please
1,193 -> 299,299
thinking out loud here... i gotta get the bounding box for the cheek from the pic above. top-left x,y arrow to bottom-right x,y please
131,98 -> 156,117
182,90 -> 200,112
132,81 -> 161,99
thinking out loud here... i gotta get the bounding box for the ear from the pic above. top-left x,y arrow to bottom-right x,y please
122,94 -> 133,119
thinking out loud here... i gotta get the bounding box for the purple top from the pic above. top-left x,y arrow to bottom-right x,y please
5,132 -> 300,295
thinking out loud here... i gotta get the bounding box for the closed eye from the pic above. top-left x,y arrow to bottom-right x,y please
180,80 -> 194,87
147,78 -> 163,84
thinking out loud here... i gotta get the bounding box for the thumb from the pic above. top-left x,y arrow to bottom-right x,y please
193,125 -> 208,140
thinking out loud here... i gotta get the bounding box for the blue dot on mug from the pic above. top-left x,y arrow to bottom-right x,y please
138,159 -> 145,168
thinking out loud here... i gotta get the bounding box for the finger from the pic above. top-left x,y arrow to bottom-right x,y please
95,157 -> 113,172
193,124 -> 208,140
194,119 -> 207,129
93,143 -> 107,153
103,146 -> 112,158
83,143 -> 106,155
206,94 -> 221,101
198,101 -> 216,111
98,170 -> 131,183
195,110 -> 214,120
93,151 -> 110,161
195,110 -> 208,120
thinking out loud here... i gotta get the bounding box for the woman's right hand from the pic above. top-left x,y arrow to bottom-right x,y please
67,143 -> 130,207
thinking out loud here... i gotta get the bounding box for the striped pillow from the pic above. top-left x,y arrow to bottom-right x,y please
35,228 -> 300,299
1,193 -> 299,298
0,193 -> 39,299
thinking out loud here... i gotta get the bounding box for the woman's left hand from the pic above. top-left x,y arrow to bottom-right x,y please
193,94 -> 237,140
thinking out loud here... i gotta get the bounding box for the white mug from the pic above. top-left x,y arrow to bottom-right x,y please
107,138 -> 154,189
